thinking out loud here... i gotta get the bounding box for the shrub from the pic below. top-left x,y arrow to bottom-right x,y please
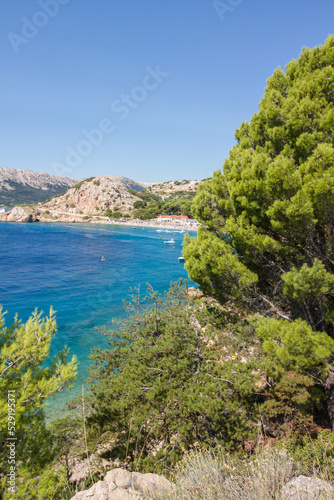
88,281 -> 257,474
284,430 -> 334,480
157,447 -> 294,499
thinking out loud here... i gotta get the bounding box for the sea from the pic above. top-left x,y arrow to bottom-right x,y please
0,222 -> 196,418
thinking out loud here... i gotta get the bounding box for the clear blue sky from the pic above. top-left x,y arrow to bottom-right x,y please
1,1 -> 334,182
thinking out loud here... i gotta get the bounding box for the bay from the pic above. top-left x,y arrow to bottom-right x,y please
0,222 -> 196,417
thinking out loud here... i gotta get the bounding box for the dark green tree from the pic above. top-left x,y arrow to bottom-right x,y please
88,281 -> 257,472
183,35 -> 334,426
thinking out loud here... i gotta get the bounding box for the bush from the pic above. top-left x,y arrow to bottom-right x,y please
88,281 -> 257,474
73,177 -> 95,190
111,211 -> 122,219
284,430 -> 334,479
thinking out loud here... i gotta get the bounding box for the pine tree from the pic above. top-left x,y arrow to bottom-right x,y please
183,35 -> 334,427
0,307 -> 77,499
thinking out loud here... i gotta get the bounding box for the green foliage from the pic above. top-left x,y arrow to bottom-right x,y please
133,200 -> 147,209
112,211 -> 122,219
104,208 -> 113,217
254,316 -> 334,429
184,229 -> 258,305
0,179 -> 71,207
128,187 -> 196,219
0,308 -> 77,499
184,36 -> 334,335
88,281 -> 257,473
184,36 -> 334,430
284,430 -> 334,478
93,179 -> 100,186
133,204 -> 160,220
4,464 -> 68,500
255,317 -> 334,376
73,177 -> 95,190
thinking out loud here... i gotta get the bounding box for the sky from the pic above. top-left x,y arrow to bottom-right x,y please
1,1 -> 334,183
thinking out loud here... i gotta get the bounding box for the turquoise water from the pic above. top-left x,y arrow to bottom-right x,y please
0,222 -> 196,416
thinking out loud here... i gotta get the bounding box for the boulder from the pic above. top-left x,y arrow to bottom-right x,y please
70,468 -> 172,500
186,287 -> 204,299
3,206 -> 39,222
281,475 -> 333,499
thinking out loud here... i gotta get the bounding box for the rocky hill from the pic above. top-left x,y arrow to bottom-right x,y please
145,179 -> 199,198
40,177 -> 199,217
0,167 -> 79,206
42,175 -> 149,216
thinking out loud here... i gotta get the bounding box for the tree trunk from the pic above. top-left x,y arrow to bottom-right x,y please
325,367 -> 334,431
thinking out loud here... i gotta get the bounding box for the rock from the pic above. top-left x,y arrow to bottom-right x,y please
131,472 -> 171,496
71,480 -> 110,500
3,206 -> 40,222
186,287 -> 204,299
70,468 -> 172,500
105,469 -> 132,490
281,475 -> 333,499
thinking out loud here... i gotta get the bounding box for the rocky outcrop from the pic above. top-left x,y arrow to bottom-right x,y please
147,180 -> 199,199
186,287 -> 204,299
43,176 -> 148,216
70,468 -> 172,500
3,206 -> 40,222
281,475 -> 333,499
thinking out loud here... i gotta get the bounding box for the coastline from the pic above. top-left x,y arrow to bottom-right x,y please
0,206 -> 199,232
100,218 -> 198,232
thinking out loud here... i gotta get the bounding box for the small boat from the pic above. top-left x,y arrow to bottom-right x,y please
164,238 -> 175,244
178,256 -> 185,262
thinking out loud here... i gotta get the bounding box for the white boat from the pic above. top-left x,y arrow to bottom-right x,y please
178,256 -> 185,262
164,238 -> 175,244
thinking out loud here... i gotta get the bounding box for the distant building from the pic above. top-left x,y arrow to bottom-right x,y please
0,207 -> 12,213
156,215 -> 190,221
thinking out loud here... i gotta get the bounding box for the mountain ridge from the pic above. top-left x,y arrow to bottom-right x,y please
0,168 -> 151,207
0,167 -> 80,206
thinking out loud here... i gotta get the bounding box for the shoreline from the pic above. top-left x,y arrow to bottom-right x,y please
1,207 -> 199,232
98,219 -> 198,232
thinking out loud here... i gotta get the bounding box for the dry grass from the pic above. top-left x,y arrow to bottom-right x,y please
153,448 -> 297,500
